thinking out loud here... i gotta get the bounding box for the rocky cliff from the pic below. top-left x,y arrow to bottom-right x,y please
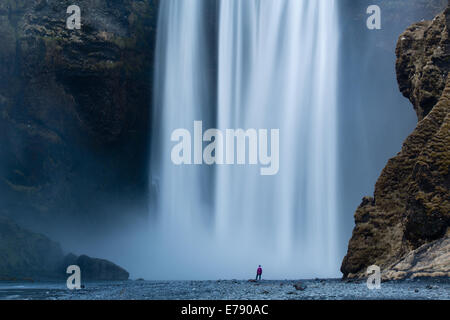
0,216 -> 129,281
341,7 -> 450,280
0,216 -> 63,279
0,0 -> 158,229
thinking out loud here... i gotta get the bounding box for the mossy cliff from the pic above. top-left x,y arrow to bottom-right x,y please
0,0 -> 159,229
341,7 -> 450,280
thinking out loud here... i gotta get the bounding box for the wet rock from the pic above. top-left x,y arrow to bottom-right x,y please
293,281 -> 307,291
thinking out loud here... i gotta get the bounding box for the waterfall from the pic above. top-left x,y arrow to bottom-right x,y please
150,0 -> 340,279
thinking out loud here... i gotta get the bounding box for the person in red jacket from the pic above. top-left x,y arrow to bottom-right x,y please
256,265 -> 262,281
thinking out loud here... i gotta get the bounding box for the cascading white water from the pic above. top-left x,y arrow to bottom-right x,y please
150,0 -> 340,279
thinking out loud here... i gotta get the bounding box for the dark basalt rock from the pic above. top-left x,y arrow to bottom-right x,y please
70,255 -> 129,281
341,7 -> 450,280
0,0 -> 159,229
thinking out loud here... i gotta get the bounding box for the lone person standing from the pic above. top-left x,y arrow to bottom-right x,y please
256,265 -> 262,281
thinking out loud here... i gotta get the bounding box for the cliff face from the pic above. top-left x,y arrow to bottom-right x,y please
396,8 -> 450,120
0,0 -> 158,228
0,216 -> 129,281
341,8 -> 450,280
0,216 -> 63,279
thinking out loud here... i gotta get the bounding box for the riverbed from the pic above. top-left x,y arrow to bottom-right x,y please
0,278 -> 448,300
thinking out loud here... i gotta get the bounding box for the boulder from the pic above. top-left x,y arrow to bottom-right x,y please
72,255 -> 129,281
293,281 -> 307,291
